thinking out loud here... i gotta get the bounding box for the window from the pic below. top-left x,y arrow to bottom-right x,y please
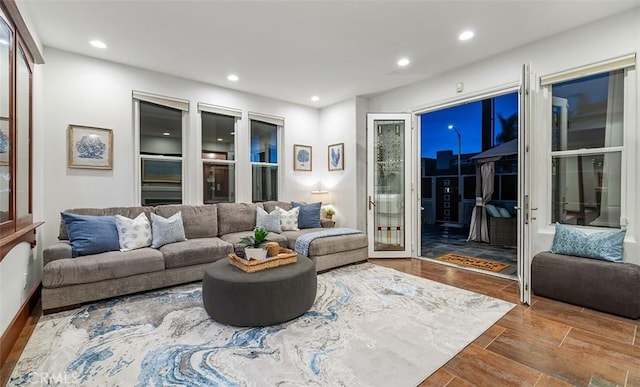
249,112 -> 283,202
0,4 -> 39,248
544,58 -> 634,228
134,92 -> 189,206
199,103 -> 240,204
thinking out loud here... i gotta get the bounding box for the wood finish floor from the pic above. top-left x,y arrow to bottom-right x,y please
1,258 -> 638,386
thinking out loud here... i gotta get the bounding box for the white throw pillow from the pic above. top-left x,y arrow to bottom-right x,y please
276,206 -> 300,231
256,207 -> 282,233
150,211 -> 187,248
115,213 -> 152,252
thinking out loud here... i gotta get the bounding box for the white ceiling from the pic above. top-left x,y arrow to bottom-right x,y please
22,0 -> 640,108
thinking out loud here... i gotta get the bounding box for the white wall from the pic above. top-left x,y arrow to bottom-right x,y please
318,98 -> 359,229
40,48 -> 321,248
367,8 -> 640,263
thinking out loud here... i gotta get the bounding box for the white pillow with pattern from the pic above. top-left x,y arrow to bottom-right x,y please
276,206 -> 300,231
115,213 -> 152,252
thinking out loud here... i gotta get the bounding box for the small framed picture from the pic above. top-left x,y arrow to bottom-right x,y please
294,144 -> 312,171
67,125 -> 113,169
328,143 -> 344,171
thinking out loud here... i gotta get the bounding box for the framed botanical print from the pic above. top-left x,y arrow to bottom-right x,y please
328,143 -> 344,171
67,125 -> 113,169
294,144 -> 312,171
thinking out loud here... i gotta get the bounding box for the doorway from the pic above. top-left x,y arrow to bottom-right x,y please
419,92 -> 519,278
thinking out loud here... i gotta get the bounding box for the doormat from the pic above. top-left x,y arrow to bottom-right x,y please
436,253 -> 510,272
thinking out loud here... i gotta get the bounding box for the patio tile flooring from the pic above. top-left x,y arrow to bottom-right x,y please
421,224 -> 517,277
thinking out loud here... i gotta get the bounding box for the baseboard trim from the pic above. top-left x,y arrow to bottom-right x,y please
0,281 -> 41,367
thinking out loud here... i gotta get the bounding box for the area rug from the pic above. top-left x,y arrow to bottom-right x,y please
9,263 -> 514,386
436,253 -> 511,272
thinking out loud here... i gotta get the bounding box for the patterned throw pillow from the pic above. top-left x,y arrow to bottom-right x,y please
276,206 -> 300,231
551,223 -> 626,263
256,207 -> 282,233
61,212 -> 120,257
115,213 -> 152,252
150,211 -> 187,249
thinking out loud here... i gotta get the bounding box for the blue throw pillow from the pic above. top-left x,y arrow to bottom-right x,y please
291,201 -> 322,229
61,212 -> 120,257
150,212 -> 187,248
485,204 -> 501,218
550,223 -> 626,263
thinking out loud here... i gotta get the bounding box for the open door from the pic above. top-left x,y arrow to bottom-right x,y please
366,113 -> 413,258
517,64 -> 536,304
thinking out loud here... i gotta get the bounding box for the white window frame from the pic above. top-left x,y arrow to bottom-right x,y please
198,103 -> 241,204
133,91 -> 189,205
248,112 -> 284,202
541,55 -> 636,230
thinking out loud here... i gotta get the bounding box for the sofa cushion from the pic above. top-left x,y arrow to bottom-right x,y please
59,206 -> 154,240
217,203 -> 262,235
281,229 -> 368,256
61,212 -> 121,257
220,231 -> 288,250
43,248 -> 165,288
160,238 -> 233,269
292,201 -> 322,229
256,207 -> 282,233
551,223 -> 626,263
116,213 -> 152,252
154,204 -> 218,238
262,201 -> 292,213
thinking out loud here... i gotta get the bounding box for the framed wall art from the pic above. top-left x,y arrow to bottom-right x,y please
328,142 -> 344,171
293,144 -> 312,171
67,124 -> 113,169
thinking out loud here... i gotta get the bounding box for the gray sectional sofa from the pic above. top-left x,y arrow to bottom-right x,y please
42,201 -> 368,313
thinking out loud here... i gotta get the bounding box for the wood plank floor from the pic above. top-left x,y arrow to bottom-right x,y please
369,258 -> 640,386
1,258 -> 638,386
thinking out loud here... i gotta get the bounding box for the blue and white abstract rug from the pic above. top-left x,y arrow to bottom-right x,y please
10,263 -> 514,386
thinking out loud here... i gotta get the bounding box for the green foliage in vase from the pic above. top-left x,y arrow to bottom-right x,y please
239,227 -> 269,248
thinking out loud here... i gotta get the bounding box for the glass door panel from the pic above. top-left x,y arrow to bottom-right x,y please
367,113 -> 412,258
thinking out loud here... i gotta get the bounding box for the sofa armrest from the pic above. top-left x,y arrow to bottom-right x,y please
43,241 -> 73,266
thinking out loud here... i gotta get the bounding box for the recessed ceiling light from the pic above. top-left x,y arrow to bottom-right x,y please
230,132 -> 235,135
458,30 -> 474,41
227,74 -> 239,82
90,40 -> 107,49
162,132 -> 170,136
397,58 -> 410,67
217,138 -> 224,141
311,96 -> 320,102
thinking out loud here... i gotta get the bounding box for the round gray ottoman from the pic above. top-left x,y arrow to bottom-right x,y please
202,256 -> 317,326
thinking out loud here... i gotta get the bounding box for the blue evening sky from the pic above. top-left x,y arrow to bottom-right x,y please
420,92 -> 518,158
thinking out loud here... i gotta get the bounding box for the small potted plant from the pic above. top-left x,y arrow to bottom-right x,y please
323,207 -> 335,220
239,227 -> 269,260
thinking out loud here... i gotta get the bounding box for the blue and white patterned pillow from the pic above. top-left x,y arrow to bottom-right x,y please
256,207 -> 282,233
150,211 -> 187,249
276,206 -> 299,231
115,213 -> 152,252
551,223 -> 626,263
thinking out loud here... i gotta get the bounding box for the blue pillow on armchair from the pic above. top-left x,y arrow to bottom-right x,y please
291,201 -> 322,229
551,223 -> 626,263
61,212 -> 121,257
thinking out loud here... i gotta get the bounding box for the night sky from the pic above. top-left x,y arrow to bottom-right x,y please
420,92 -> 518,158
